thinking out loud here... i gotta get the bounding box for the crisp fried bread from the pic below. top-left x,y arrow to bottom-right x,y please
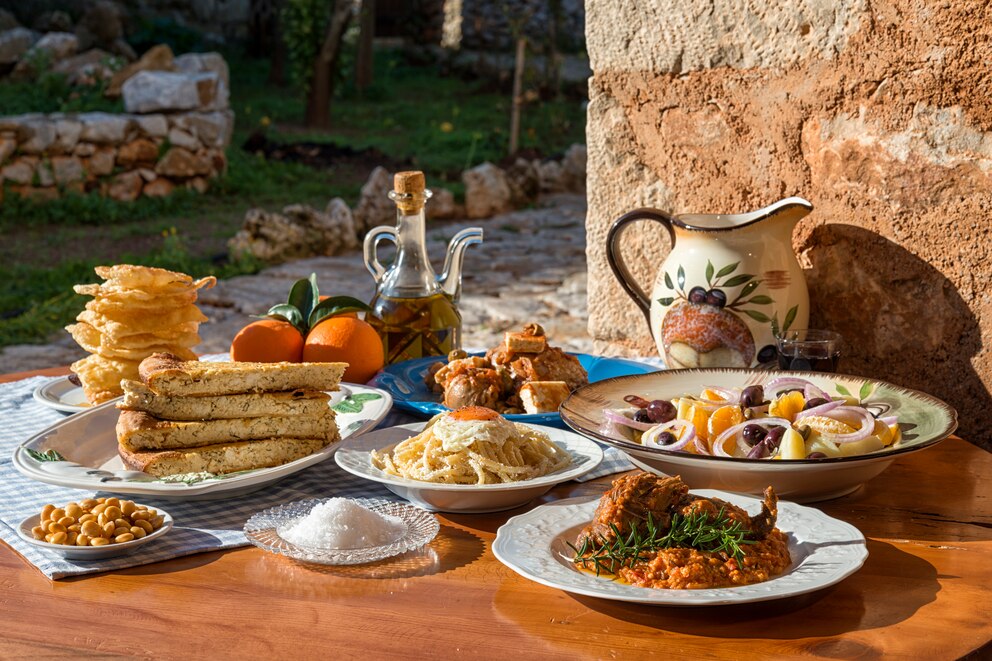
118,380 -> 332,421
116,409 -> 337,451
118,436 -> 334,476
139,353 -> 347,396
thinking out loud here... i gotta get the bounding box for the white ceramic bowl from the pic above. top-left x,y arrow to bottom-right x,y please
16,506 -> 173,560
334,423 -> 604,513
560,368 -> 957,502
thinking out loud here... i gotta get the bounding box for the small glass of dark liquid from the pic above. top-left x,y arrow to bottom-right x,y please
776,329 -> 842,372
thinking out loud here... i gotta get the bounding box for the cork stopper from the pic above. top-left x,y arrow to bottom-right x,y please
394,171 -> 425,195
390,170 -> 431,214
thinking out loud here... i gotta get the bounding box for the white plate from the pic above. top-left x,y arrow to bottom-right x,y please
33,377 -> 93,414
334,423 -> 604,513
12,384 -> 393,500
16,506 -> 173,560
244,498 -> 439,565
493,490 -> 867,606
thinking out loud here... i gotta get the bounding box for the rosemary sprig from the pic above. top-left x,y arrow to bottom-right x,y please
566,508 -> 755,576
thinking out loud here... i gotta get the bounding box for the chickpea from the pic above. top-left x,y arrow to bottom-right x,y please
121,501 -> 136,516
66,531 -> 78,546
95,497 -> 106,504
103,506 -> 122,521
31,526 -> 45,540
102,522 -> 115,538
65,503 -> 83,519
130,511 -> 150,521
91,503 -> 107,516
79,498 -> 98,509
115,533 -> 135,543
49,508 -> 66,522
68,524 -> 81,533
76,534 -> 91,547
57,516 -> 75,528
41,504 -> 55,521
113,518 -> 129,530
134,519 -> 153,534
50,531 -> 67,545
89,537 -> 110,547
146,509 -> 158,518
80,521 -> 102,538
45,533 -> 55,543
78,513 -> 96,524
150,515 -> 165,530
129,526 -> 146,539
113,526 -> 131,537
48,522 -> 66,534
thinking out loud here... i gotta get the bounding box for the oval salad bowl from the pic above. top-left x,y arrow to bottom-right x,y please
560,368 -> 958,502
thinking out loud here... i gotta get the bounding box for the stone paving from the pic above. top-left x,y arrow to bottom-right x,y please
1,193 -> 595,374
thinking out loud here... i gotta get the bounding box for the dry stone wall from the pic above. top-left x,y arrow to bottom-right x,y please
0,51 -> 232,202
585,0 -> 992,445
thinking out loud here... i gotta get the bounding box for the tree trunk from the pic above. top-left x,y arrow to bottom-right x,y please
508,37 -> 526,155
305,0 -> 353,130
356,0 -> 375,93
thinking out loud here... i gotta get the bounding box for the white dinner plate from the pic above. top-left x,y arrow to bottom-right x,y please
493,490 -> 867,606
17,505 -> 174,560
334,422 -> 604,513
12,384 -> 393,500
33,377 -> 92,414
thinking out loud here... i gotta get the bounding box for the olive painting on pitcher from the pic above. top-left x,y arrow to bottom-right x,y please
658,260 -> 799,369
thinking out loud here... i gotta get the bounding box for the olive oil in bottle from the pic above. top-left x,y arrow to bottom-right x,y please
363,171 -> 482,364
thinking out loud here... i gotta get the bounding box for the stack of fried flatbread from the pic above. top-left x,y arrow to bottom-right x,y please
116,353 -> 348,477
67,265 -> 215,404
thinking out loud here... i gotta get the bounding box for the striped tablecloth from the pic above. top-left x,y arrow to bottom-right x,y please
0,359 -> 659,579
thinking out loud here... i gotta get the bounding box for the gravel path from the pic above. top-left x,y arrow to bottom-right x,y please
1,194 -> 592,374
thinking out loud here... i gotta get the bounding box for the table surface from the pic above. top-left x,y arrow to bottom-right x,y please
1,368 -> 990,659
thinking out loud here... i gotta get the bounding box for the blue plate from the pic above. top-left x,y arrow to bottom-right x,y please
369,353 -> 658,427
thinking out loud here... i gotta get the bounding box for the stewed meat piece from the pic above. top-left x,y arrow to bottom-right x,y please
433,357 -> 505,410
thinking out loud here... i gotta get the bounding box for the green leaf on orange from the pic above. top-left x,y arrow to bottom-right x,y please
266,304 -> 305,333
287,276 -> 316,322
308,295 -> 372,329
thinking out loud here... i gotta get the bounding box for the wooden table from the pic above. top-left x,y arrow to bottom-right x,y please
2,369 -> 990,659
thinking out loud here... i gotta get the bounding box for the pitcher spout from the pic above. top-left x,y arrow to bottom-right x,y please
757,196 -> 813,226
439,227 -> 484,302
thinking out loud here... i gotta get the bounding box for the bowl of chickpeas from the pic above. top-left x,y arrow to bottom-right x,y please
16,497 -> 172,560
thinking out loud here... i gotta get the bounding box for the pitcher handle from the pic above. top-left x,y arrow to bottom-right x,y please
606,208 -> 677,324
363,226 -> 398,281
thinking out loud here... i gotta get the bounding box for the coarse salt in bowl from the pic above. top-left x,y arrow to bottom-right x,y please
279,498 -> 405,550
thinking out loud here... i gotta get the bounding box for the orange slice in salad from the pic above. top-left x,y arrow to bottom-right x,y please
686,404 -> 712,447
707,405 -> 744,441
769,391 -> 806,422
801,415 -> 857,436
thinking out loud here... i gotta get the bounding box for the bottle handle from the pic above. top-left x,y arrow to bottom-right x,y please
606,208 -> 677,325
363,226 -> 398,282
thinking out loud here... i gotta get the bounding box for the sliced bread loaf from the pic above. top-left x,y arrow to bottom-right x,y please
118,380 -> 332,421
139,353 -> 347,396
118,436 -> 333,476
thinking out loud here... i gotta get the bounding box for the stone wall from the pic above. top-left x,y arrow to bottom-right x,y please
584,0 -> 992,444
0,51 -> 233,201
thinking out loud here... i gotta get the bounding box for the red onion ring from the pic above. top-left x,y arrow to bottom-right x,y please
710,417 -> 793,457
813,406 -> 875,443
642,420 -> 694,452
796,399 -> 843,419
603,408 -> 654,431
765,377 -> 813,396
803,382 -> 831,402
879,415 -> 898,426
692,423 -> 709,455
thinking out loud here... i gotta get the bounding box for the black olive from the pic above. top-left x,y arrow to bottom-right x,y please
646,400 -> 677,423
757,344 -> 778,363
741,423 -> 767,446
633,409 -> 652,424
656,431 -> 678,446
740,385 -> 764,408
763,426 -> 786,450
803,397 -> 829,410
806,452 -> 827,459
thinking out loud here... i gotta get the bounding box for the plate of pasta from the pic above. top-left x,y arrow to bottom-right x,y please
334,407 -> 604,513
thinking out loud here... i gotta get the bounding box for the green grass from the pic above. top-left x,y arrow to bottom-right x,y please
0,46 -> 586,349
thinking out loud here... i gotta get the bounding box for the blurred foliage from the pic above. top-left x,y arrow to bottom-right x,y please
128,18 -> 208,56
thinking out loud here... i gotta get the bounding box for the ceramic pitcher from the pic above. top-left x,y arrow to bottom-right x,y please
606,197 -> 813,369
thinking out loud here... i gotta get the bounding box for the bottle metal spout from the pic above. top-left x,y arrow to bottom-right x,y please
438,227 -> 483,302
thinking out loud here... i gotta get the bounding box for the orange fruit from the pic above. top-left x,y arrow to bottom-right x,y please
231,319 -> 304,363
707,404 -> 744,441
303,316 -> 384,383
768,391 -> 806,422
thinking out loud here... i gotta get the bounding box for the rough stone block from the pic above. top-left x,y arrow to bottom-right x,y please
463,162 -> 513,219
87,146 -> 116,176
0,27 -> 37,65
51,155 -> 84,184
186,176 -> 209,193
122,70 -> 226,113
73,142 -> 96,157
171,111 -> 233,148
52,48 -> 115,86
107,170 -> 143,201
167,127 -> 200,151
18,118 -> 56,153
156,147 -> 212,177
117,138 -> 158,167
79,112 -> 130,143
0,135 -> 14,165
351,166 -> 394,236
106,43 -> 174,97
174,52 -> 229,90
142,177 -> 174,197
26,31 -> 77,61
134,114 -> 168,138
426,187 -> 459,220
1,156 -> 37,185
54,118 -> 82,152
36,161 -> 53,186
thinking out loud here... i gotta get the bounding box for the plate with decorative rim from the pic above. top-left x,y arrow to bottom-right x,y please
369,352 -> 657,426
17,505 -> 174,560
12,384 -> 392,500
334,422 -> 604,513
33,377 -> 93,414
244,497 -> 439,565
492,490 -> 868,606
560,368 -> 958,502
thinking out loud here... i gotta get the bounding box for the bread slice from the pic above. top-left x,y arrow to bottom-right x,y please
118,436 -> 333,476
118,380 -> 331,421
139,353 -> 347,396
519,381 -> 571,414
117,409 -> 337,451
504,330 -> 547,354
